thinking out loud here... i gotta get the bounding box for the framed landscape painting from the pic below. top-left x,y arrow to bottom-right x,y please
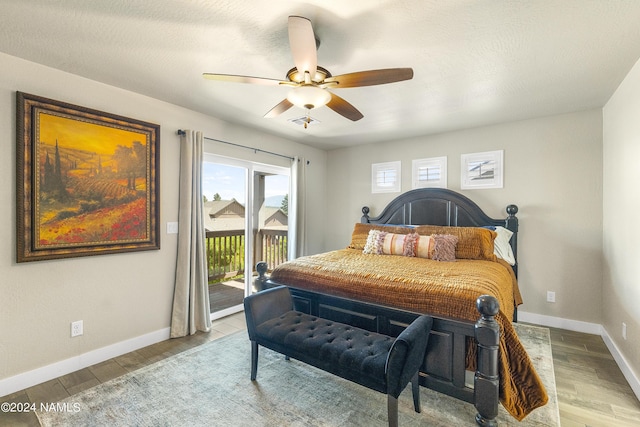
16,92 -> 160,262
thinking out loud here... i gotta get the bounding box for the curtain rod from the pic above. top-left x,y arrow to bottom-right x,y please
176,129 -> 294,161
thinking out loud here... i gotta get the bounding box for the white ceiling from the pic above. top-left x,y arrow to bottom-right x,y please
2,0 -> 640,150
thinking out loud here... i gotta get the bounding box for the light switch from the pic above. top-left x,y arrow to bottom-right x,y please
167,222 -> 179,234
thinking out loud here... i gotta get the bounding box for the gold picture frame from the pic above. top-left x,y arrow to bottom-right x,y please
16,92 -> 160,262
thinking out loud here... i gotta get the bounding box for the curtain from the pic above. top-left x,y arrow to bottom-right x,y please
170,130 -> 211,338
289,156 -> 307,259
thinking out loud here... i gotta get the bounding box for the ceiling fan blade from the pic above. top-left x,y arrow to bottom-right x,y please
264,99 -> 294,118
326,92 -> 364,121
203,73 -> 290,86
288,16 -> 317,78
324,68 -> 414,88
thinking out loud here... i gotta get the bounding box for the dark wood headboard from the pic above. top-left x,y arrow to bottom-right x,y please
360,188 -> 519,274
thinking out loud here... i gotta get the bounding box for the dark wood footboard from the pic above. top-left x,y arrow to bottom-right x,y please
251,189 -> 518,425
257,265 -> 501,426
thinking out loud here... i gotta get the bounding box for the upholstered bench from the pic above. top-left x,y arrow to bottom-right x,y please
244,285 -> 433,427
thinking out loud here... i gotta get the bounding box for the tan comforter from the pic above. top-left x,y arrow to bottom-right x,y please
269,249 -> 547,420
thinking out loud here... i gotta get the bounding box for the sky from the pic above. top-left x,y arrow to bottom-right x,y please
39,112 -> 146,154
202,162 -> 289,204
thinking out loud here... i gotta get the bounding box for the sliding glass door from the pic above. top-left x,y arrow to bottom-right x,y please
203,154 -> 290,319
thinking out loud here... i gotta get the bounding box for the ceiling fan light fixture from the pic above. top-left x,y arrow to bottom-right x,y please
203,16 -> 412,122
286,85 -> 331,110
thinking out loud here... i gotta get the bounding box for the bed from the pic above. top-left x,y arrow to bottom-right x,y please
256,188 -> 547,426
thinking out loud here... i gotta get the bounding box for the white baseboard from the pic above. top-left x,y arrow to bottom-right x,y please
518,310 -> 603,335
601,328 -> 640,400
519,310 -> 640,401
0,327 -> 170,398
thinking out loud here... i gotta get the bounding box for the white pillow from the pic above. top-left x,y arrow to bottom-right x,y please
493,226 -> 516,265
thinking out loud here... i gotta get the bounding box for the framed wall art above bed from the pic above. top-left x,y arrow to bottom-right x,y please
412,156 -> 447,189
16,92 -> 161,262
461,150 -> 504,189
371,161 -> 401,193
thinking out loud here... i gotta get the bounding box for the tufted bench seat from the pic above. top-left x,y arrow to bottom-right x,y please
244,285 -> 433,427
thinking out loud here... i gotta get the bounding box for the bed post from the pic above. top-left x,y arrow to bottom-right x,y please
361,206 -> 371,223
505,204 -> 518,275
474,295 -> 500,427
255,261 -> 269,291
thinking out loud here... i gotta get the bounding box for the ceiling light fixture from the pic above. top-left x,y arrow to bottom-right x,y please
286,85 -> 331,110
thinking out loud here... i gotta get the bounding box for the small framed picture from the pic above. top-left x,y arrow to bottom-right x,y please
461,150 -> 503,189
371,161 -> 401,193
412,156 -> 447,189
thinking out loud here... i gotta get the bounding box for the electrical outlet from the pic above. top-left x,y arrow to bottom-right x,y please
546,291 -> 556,303
71,320 -> 83,337
622,322 -> 627,340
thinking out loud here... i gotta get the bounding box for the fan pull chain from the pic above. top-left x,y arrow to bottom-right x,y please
304,109 -> 311,129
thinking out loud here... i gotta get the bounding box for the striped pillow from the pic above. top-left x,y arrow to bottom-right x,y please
415,225 -> 496,261
349,223 -> 416,250
363,230 -> 437,259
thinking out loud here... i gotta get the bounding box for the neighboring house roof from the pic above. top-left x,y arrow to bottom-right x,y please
203,199 -> 245,232
259,207 -> 288,231
204,199 -> 245,218
203,199 -> 287,232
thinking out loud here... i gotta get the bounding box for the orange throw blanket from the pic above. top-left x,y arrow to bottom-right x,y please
269,249 -> 548,420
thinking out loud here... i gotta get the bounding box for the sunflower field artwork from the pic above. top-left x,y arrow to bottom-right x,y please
17,92 -> 160,262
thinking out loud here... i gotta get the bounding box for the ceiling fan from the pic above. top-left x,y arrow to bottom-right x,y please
203,16 -> 413,122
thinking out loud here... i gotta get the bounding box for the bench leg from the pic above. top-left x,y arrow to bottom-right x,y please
250,341 -> 258,381
387,395 -> 398,427
411,372 -> 421,413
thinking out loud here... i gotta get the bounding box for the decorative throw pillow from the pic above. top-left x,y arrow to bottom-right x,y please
380,232 -> 402,255
431,234 -> 459,261
363,229 -> 385,254
364,231 -> 437,259
415,225 -> 497,261
414,234 -> 435,259
381,232 -> 419,256
349,223 -> 415,250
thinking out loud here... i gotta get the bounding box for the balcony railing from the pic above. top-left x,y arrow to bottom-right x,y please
260,229 -> 288,271
205,229 -> 287,282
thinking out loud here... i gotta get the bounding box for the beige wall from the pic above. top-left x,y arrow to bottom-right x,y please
326,110 -> 603,324
603,57 -> 640,383
0,52 -> 326,387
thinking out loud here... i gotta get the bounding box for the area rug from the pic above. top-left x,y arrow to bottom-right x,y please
37,323 -> 559,426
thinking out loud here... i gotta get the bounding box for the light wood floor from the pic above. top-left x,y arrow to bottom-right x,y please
546,326 -> 640,426
1,314 -> 639,426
